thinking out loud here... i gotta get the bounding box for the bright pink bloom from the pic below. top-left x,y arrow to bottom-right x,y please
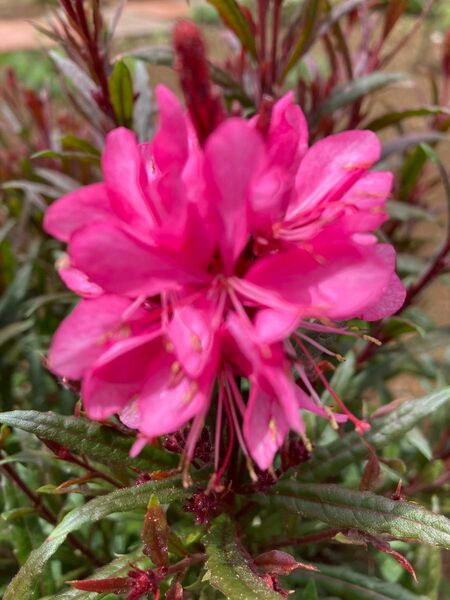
44,85 -> 405,475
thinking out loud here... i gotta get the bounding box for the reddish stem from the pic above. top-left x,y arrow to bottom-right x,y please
1,456 -> 101,565
270,0 -> 283,87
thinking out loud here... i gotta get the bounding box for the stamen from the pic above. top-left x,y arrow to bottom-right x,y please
230,277 -> 293,312
295,337 -> 370,433
294,332 -> 345,361
214,380 -> 225,472
225,370 -> 246,417
214,398 -> 235,485
363,334 -> 382,346
121,295 -> 146,321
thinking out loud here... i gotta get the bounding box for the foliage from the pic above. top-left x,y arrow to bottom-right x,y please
1,0 -> 450,598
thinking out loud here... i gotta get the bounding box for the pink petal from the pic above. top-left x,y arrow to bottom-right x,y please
244,381 -> 289,471
70,222 -> 207,297
167,297 -> 216,377
360,245 -> 406,320
268,92 -> 308,171
295,386 -> 347,423
57,259 -> 104,298
152,85 -> 189,172
137,354 -> 216,438
44,183 -> 111,242
204,119 -> 264,271
82,332 -> 161,420
48,295 -> 135,380
254,308 -> 303,344
245,238 -> 396,320
102,128 -> 155,234
323,171 -> 393,235
287,130 -> 381,223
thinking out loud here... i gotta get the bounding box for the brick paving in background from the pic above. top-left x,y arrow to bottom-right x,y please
0,0 -> 189,52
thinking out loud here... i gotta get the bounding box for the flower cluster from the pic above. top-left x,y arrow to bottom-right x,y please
44,85 -> 405,479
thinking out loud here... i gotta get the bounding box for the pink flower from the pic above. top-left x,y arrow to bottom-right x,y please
44,85 -> 405,477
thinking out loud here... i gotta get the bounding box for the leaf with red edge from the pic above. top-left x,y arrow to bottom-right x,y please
382,0 -> 408,40
359,447 -> 381,491
68,577 -> 131,593
166,580 -> 184,599
254,550 -> 318,575
366,533 -> 418,582
142,494 -> 169,568
206,0 -> 257,58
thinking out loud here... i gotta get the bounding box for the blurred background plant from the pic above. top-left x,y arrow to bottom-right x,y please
1,1 -> 450,598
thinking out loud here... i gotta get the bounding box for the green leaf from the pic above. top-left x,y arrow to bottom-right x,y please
0,259 -> 34,324
279,0 -> 321,83
387,200 -> 435,223
365,106 -> 450,131
381,132 -> 447,161
206,1 -> 257,58
263,482 -> 450,548
205,514 -> 280,599
406,427 -> 433,460
0,320 -> 33,347
30,150 -> 100,165
297,388 -> 450,482
291,563 -> 426,600
315,72 -> 406,118
61,134 -> 101,156
109,60 -> 134,128
0,411 -> 177,470
4,477 -> 187,600
381,316 -> 426,339
302,579 -> 319,600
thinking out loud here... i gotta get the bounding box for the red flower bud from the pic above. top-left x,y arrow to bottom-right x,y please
173,20 -> 224,145
254,550 -> 318,576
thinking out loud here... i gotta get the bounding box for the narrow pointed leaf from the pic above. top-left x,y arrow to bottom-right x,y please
297,387 -> 450,482
205,514 -> 280,599
142,494 -> 169,567
0,411 -> 177,469
263,482 -> 450,548
365,106 -> 450,131
4,477 -> 186,600
279,0 -> 320,83
291,563 -> 426,600
206,1 -> 257,58
315,72 -> 406,117
109,60 -> 134,127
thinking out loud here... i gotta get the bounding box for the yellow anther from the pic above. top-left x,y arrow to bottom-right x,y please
182,382 -> 198,405
171,361 -> 181,375
268,418 -> 277,441
363,334 -> 382,346
118,324 -> 131,339
260,344 -> 272,359
191,334 -> 202,352
301,432 -> 313,452
56,254 -> 70,270
324,406 -> 339,430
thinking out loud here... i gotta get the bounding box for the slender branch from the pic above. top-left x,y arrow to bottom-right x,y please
166,552 -> 205,576
259,528 -> 340,552
63,453 -> 123,488
270,0 -> 283,87
1,456 -> 102,566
